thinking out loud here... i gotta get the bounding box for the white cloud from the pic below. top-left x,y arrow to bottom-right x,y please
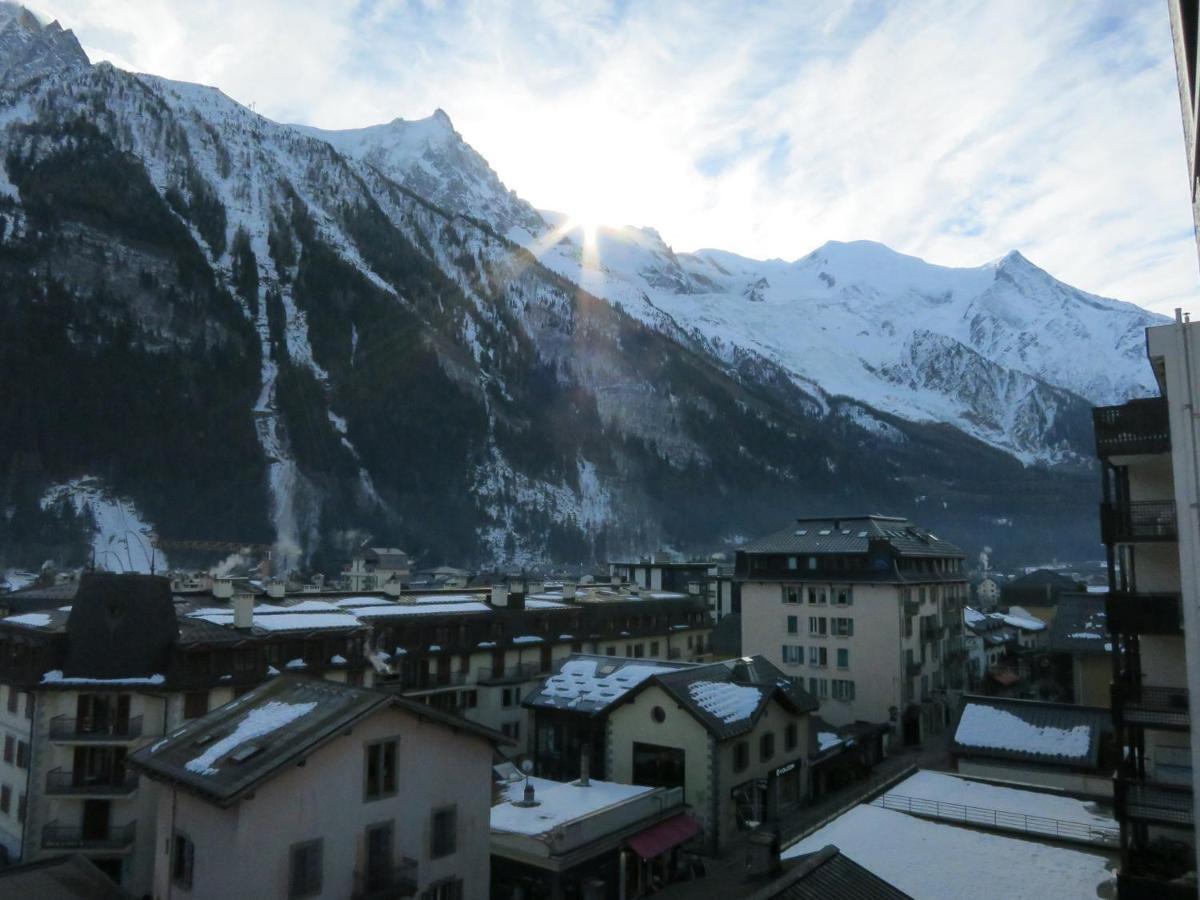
34,0 -> 1200,314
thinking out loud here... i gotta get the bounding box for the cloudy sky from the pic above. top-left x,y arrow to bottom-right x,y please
36,0 -> 1200,315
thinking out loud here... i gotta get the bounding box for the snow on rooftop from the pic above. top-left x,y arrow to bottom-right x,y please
412,593 -> 479,604
963,607 -> 986,627
512,635 -> 543,644
687,681 -> 762,724
491,775 -> 655,836
347,601 -> 491,618
1068,632 -> 1103,640
999,606 -> 1046,631
536,659 -> 677,710
42,670 -> 165,685
817,731 -> 843,752
782,804 -> 1113,899
2,612 -> 52,628
956,704 -> 1091,758
332,596 -> 392,607
525,599 -> 568,609
189,612 -> 361,631
184,700 -> 318,776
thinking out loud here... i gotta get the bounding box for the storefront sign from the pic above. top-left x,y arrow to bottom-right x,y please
774,762 -> 796,777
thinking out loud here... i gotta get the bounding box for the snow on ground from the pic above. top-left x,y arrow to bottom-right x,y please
887,771 -> 1115,833
184,700 -> 318,775
956,704 -> 1091,758
40,476 -> 165,572
783,804 -> 1114,899
491,775 -> 655,836
687,681 -> 762,723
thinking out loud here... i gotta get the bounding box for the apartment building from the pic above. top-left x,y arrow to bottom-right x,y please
132,675 -> 502,900
609,560 -> 740,622
1093,325 -> 1199,897
737,515 -> 968,744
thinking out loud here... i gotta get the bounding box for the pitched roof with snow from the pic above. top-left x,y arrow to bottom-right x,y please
1046,593 -> 1110,655
523,656 -> 691,716
739,515 -> 963,559
952,695 -> 1111,768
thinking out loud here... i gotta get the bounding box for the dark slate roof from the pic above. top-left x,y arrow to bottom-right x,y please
1046,593 -> 1110,656
0,580 -> 80,613
740,515 -> 963,558
64,574 -> 178,679
748,845 -> 912,900
132,675 -> 508,806
523,655 -> 697,717
952,694 -> 1111,769
0,853 -> 131,899
710,613 -> 742,657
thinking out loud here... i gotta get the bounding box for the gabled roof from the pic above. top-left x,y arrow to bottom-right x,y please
749,845 -> 912,900
132,675 -> 508,806
739,515 -> 963,559
952,695 -> 1110,769
523,655 -> 693,716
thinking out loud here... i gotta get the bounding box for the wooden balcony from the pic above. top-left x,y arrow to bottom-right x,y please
1106,592 -> 1183,636
1093,397 -> 1170,457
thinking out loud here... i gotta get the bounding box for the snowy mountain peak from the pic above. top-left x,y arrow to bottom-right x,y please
0,1 -> 87,87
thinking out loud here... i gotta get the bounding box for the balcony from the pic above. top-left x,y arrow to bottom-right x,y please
1112,683 -> 1190,730
1106,592 -> 1183,636
906,659 -> 922,678
1101,500 -> 1177,543
903,600 -> 920,618
476,662 -> 543,685
1093,397 -> 1170,457
352,859 -> 419,899
42,821 -> 136,851
49,716 -> 143,742
45,768 -> 139,797
920,621 -> 946,642
1115,779 -> 1193,828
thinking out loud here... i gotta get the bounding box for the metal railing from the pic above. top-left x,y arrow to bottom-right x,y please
1113,683 -> 1190,729
870,793 -> 1119,847
1101,500 -> 1177,543
1107,592 -> 1183,636
476,662 -> 543,684
352,858 -> 419,899
45,768 -> 138,796
1116,779 -> 1194,827
1093,397 -> 1170,456
48,715 -> 143,741
42,821 -> 136,850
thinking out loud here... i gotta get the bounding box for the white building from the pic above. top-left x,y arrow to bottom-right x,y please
133,675 -> 502,900
737,515 -> 968,744
343,546 -> 411,592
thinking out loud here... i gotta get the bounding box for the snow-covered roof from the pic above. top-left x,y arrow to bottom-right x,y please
490,775 -> 655,836
686,681 -> 762,724
528,657 -> 683,714
953,697 -> 1109,766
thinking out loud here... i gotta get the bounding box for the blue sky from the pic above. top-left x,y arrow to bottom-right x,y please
38,0 -> 1200,315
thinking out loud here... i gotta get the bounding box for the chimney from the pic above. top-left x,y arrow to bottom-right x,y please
562,582 -> 577,601
522,781 -> 538,806
491,585 -> 508,608
266,579 -> 285,599
313,574 -> 325,591
212,578 -> 234,600
579,746 -> 590,787
233,593 -> 254,629
382,580 -> 403,598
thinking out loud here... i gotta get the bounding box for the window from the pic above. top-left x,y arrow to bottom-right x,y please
834,588 -> 852,606
23,694 -> 31,720
2,736 -> 11,763
364,739 -> 398,801
430,806 -> 457,858
786,615 -> 798,635
15,742 -> 27,769
808,616 -> 827,636
807,557 -> 817,571
832,617 -> 854,637
781,645 -> 802,666
422,879 -> 465,900
832,679 -> 856,701
759,732 -> 775,762
501,721 -> 521,739
606,646 -> 616,656
807,646 -> 827,668
733,741 -> 749,772
837,648 -> 849,669
0,785 -> 9,814
289,839 -> 323,897
650,641 -> 660,657
784,723 -> 798,752
183,691 -> 209,720
788,556 -> 798,570
502,688 -> 514,708
461,690 -> 477,709
808,678 -> 828,699
172,831 -> 195,889
783,587 -> 802,604
5,689 -> 15,714
634,644 -> 645,658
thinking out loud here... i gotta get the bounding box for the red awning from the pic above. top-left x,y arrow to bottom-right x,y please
627,814 -> 702,860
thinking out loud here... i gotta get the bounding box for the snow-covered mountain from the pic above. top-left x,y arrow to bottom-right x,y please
305,119 -> 1166,466
0,3 -> 1135,570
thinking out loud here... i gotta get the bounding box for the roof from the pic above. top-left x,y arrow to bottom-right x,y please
132,675 -> 508,805
749,845 -> 912,900
1046,593 -> 1110,655
524,655 -> 692,716
491,775 -> 656,836
739,515 -> 963,559
0,854 -> 131,899
952,695 -> 1111,768
64,574 -> 177,679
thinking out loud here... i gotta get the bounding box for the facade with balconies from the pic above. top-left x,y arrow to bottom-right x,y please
1093,319 -> 1200,898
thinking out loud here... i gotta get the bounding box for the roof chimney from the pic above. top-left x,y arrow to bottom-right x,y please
382,579 -> 403,597
491,584 -> 508,607
233,593 -> 254,629
265,579 -> 285,599
562,582 -> 577,601
212,577 -> 234,600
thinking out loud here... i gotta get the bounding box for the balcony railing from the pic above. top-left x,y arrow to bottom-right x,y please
352,859 -> 419,899
45,768 -> 139,796
1106,592 -> 1183,636
1112,683 -> 1189,730
1101,500 -> 1177,543
1115,779 -> 1194,828
49,715 -> 143,742
476,662 -> 543,684
1093,397 -> 1170,457
42,821 -> 136,851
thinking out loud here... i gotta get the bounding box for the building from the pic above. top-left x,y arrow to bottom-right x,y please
608,560 -> 740,622
951,695 -> 1115,798
747,844 -> 912,900
999,569 -> 1088,621
962,606 -> 1047,696
132,675 -> 502,900
1094,346 -> 1197,894
1038,593 -> 1110,706
524,654 -> 818,853
490,773 -> 694,899
737,515 -> 968,744
343,545 -> 412,592
0,853 -> 130,899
